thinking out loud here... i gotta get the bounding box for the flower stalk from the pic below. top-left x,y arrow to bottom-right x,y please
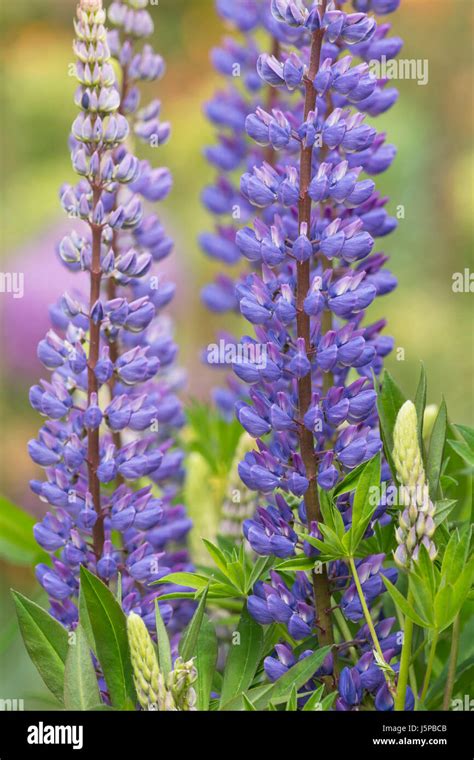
295,4 -> 336,655
349,556 -> 395,693
394,591 -> 415,711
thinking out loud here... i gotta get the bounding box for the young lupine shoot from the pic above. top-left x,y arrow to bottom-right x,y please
127,613 -> 197,711
392,401 -> 437,569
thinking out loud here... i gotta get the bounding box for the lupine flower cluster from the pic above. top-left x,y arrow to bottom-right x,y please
208,0 -> 407,709
200,0 -> 308,416
392,401 -> 437,569
28,0 -> 192,641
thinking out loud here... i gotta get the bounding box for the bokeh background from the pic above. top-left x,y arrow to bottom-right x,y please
0,0 -> 473,706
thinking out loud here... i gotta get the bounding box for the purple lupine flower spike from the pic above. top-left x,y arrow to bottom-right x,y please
28,0 -> 192,639
200,0 -> 303,412
207,0 -> 408,710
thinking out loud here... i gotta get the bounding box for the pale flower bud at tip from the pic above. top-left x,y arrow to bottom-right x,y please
80,0 -> 102,11
392,400 -> 437,570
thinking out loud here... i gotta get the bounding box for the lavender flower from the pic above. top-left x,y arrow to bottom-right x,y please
200,0 -> 305,411
28,0 -> 192,639
211,0 -> 405,709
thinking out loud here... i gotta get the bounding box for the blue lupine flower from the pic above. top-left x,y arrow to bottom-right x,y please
204,0 -> 408,711
28,0 -> 192,638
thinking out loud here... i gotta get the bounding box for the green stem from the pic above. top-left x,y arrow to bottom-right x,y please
442,615 -> 460,711
419,629 -> 439,705
394,591 -> 414,711
333,605 -> 358,665
395,600 -> 419,702
348,557 -> 394,690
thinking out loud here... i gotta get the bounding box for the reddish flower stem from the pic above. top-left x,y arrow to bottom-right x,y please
88,186 -> 105,558
296,3 -> 336,664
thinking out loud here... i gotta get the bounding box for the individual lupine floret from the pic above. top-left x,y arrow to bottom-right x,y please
392,401 -> 437,569
340,554 -> 397,621
264,640 -> 333,691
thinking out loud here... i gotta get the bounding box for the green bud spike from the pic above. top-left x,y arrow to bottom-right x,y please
393,401 -> 425,489
127,612 -> 164,710
392,400 -> 437,570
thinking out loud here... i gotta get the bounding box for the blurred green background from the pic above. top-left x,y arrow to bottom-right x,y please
0,0 -> 472,706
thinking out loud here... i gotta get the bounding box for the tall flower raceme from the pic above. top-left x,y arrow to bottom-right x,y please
200,0 -> 308,417
28,0 -> 192,641
105,0 -> 194,637
225,0 -> 408,709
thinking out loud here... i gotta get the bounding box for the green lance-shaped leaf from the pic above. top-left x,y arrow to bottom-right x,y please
333,460 -> 370,497
179,584 -> 209,662
435,553 -> 474,632
219,606 -> 264,708
376,370 -> 407,478
64,624 -> 100,710
154,599 -> 172,680
302,684 -> 325,712
12,590 -> 69,703
242,693 -> 258,711
80,566 -> 136,709
382,575 -> 430,629
285,684 -> 298,711
154,571 -> 210,591
441,528 -> 470,587
347,454 -> 381,556
455,424 -> 474,450
426,398 -> 447,499
448,440 -> 474,469
414,363 -> 427,456
195,615 -> 218,711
